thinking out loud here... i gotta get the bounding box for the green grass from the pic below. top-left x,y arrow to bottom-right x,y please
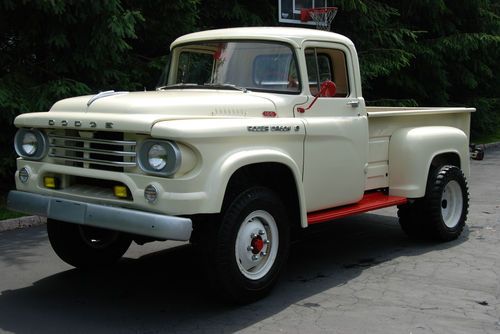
0,206 -> 25,220
0,194 -> 26,220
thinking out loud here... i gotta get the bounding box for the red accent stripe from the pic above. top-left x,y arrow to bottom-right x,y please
307,192 -> 408,225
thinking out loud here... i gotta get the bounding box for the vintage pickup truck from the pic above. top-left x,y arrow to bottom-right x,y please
8,27 -> 473,303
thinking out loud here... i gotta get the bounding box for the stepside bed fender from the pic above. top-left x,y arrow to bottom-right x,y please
388,126 -> 469,198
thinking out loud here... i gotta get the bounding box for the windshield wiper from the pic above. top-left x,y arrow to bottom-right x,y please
156,83 -> 248,92
202,83 -> 248,93
156,83 -> 200,91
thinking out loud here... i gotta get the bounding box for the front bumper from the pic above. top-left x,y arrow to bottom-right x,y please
7,191 -> 192,241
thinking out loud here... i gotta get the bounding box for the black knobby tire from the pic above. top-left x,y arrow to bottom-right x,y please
210,187 -> 290,304
47,219 -> 132,269
397,199 -> 428,239
398,165 -> 469,241
425,165 -> 469,241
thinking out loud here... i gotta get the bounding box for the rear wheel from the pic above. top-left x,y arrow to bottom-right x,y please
397,200 -> 427,238
47,219 -> 132,269
425,165 -> 469,241
398,165 -> 469,241
203,187 -> 290,303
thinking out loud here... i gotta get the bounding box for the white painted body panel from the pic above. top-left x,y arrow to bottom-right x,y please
12,27 -> 474,230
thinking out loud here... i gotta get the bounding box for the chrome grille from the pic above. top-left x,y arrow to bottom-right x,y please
48,131 -> 137,171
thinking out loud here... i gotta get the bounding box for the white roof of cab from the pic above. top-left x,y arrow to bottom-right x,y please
170,27 -> 354,50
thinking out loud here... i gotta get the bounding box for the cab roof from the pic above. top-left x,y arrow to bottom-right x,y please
170,27 -> 354,50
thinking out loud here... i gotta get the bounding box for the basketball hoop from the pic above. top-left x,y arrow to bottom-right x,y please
300,6 -> 338,31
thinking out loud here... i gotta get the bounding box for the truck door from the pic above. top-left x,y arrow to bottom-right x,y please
297,42 -> 369,212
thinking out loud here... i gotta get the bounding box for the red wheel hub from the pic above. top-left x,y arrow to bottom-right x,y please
251,236 -> 264,254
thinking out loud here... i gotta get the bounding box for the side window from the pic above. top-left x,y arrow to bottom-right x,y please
305,47 -> 349,97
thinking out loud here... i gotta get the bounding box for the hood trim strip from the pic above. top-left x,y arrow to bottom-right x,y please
87,90 -> 129,107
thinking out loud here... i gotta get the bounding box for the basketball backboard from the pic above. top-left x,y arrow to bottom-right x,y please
278,0 -> 335,25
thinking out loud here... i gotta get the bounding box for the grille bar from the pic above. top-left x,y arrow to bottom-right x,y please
47,131 -> 137,170
49,135 -> 136,146
49,144 -> 136,157
48,154 -> 137,167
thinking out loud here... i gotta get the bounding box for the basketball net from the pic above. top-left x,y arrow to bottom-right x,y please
302,7 -> 338,31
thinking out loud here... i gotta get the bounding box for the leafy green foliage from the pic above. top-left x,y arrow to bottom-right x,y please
199,0 -> 277,28
122,0 -> 200,88
0,0 -> 144,186
333,0 -> 499,138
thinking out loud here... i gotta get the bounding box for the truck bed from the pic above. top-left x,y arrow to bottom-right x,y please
365,106 -> 474,192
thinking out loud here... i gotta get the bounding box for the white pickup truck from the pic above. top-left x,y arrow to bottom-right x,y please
8,27 -> 474,303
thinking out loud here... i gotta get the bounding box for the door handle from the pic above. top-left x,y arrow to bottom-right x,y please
346,100 -> 359,108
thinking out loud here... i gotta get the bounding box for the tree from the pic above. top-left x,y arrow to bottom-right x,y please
332,0 -> 500,136
123,0 -> 200,89
199,0 -> 277,28
384,0 -> 499,138
0,0 -> 143,187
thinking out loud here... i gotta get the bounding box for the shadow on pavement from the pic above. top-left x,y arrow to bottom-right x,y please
0,213 -> 468,333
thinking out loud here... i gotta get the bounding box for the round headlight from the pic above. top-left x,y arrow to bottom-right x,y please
14,128 -> 48,160
22,132 -> 38,156
148,144 -> 168,171
138,140 -> 181,176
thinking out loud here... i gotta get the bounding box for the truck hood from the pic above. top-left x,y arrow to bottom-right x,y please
14,90 -> 277,133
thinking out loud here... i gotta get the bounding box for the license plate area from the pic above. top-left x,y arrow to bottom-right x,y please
48,199 -> 87,224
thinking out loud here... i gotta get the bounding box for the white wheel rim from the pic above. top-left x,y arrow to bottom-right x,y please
235,210 -> 279,280
441,180 -> 463,228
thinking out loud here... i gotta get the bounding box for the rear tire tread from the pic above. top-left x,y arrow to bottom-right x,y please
398,165 -> 469,241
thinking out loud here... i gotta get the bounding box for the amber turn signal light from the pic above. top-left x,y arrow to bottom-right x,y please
44,176 -> 58,189
113,185 -> 128,198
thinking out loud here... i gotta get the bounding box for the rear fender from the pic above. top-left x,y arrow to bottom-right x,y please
388,126 -> 469,198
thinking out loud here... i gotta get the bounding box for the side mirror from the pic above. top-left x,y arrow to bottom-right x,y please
320,80 -> 336,97
297,80 -> 337,113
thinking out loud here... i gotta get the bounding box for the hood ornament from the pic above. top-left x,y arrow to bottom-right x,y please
87,90 -> 129,107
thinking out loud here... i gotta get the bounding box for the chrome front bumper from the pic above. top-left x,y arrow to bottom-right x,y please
7,191 -> 192,241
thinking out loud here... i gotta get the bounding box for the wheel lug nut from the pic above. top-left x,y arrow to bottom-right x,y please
264,239 -> 270,245
252,255 -> 259,261
250,233 -> 257,238
260,252 -> 267,257
247,246 -> 254,252
258,229 -> 265,236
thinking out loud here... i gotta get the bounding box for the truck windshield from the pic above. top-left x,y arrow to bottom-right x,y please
158,41 -> 300,94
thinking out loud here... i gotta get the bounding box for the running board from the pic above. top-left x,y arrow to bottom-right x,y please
307,192 -> 408,225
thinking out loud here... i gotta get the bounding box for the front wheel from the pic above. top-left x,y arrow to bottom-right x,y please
209,187 -> 290,303
47,219 -> 132,269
